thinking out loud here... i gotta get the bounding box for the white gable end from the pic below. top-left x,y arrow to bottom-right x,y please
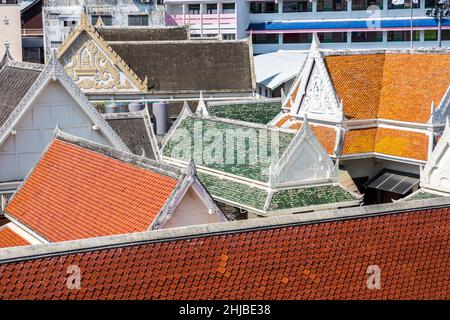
0,81 -> 111,182
270,119 -> 338,187
421,122 -> 450,193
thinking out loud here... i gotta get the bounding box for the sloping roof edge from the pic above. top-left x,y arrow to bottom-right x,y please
1,196 -> 448,263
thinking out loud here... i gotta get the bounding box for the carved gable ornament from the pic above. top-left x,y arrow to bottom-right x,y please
300,67 -> 335,115
60,33 -> 137,92
57,13 -> 147,94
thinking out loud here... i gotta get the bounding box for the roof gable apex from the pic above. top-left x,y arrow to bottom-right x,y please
0,54 -> 129,152
161,101 -> 193,151
150,162 -> 226,229
284,38 -> 343,122
270,117 -> 338,187
57,13 -> 147,93
430,86 -> 450,124
421,119 -> 450,193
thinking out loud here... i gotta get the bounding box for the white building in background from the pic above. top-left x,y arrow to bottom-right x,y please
0,0 -> 22,61
42,0 -> 165,58
164,0 -> 450,53
165,0 -> 239,39
254,50 -> 306,97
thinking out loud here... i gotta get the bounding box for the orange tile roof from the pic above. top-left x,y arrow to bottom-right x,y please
0,206 -> 448,299
285,81 -> 300,109
325,53 -> 450,123
288,121 -> 337,155
343,127 -> 429,161
6,139 -> 179,242
275,113 -> 290,127
0,225 -> 30,248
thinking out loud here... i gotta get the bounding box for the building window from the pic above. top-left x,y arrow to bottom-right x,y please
250,2 -> 278,14
387,30 -> 420,41
222,33 -> 236,40
188,4 -> 201,14
23,47 -> 42,64
425,30 -> 438,41
388,0 -> 419,9
63,20 -> 77,27
317,0 -> 346,11
91,15 -> 113,26
318,32 -> 347,43
351,31 -> 383,42
206,4 -> 217,14
222,3 -> 236,14
443,30 -> 450,41
352,0 -> 383,10
128,15 -> 149,26
425,0 -> 436,7
283,0 -> 312,12
424,29 -> 450,41
252,34 -> 278,44
283,33 -> 312,43
51,41 -> 62,48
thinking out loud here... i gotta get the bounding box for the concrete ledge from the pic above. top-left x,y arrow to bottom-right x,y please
0,197 -> 449,263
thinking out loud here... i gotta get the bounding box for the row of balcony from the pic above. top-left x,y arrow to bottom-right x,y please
166,13 -> 237,26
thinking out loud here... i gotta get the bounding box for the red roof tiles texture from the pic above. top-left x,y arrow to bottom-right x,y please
0,226 -> 30,248
5,139 -> 179,242
0,207 -> 448,299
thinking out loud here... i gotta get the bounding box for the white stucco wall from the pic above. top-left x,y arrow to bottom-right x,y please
0,4 -> 22,61
0,80 -> 111,182
161,186 -> 222,228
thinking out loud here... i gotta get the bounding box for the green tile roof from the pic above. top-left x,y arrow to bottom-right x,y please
198,172 -> 359,213
269,185 -> 358,211
163,115 -> 294,182
207,101 -> 281,125
198,173 -> 268,210
404,190 -> 442,201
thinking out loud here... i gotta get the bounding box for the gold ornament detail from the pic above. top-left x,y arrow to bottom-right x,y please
61,35 -> 133,91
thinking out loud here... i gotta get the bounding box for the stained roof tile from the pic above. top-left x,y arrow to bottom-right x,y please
324,53 -> 450,123
5,137 -> 179,242
0,206 -> 448,299
342,127 -> 429,161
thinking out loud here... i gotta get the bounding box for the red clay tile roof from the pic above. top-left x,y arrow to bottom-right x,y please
5,139 -> 179,242
0,206 -> 448,299
0,225 -> 30,248
325,53 -> 450,123
342,127 -> 429,161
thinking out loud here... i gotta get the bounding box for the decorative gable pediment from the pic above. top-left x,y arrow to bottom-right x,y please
270,118 -> 338,188
60,32 -> 140,93
421,120 -> 450,193
57,13 -> 147,94
284,35 -> 343,122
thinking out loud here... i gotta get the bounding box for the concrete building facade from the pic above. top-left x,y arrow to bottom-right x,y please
0,0 -> 22,61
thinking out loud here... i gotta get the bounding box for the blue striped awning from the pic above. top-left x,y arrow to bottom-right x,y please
247,17 -> 450,33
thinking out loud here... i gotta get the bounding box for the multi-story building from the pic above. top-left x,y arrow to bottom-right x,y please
246,0 -> 450,53
165,0 -> 449,53
165,0 -> 239,39
42,0 -> 165,59
21,0 -> 44,63
0,0 -> 22,61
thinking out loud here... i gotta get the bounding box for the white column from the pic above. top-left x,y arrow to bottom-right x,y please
347,0 -> 352,12
383,0 -> 388,12
278,0 -> 283,13
200,3 -> 204,37
312,0 -> 318,13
